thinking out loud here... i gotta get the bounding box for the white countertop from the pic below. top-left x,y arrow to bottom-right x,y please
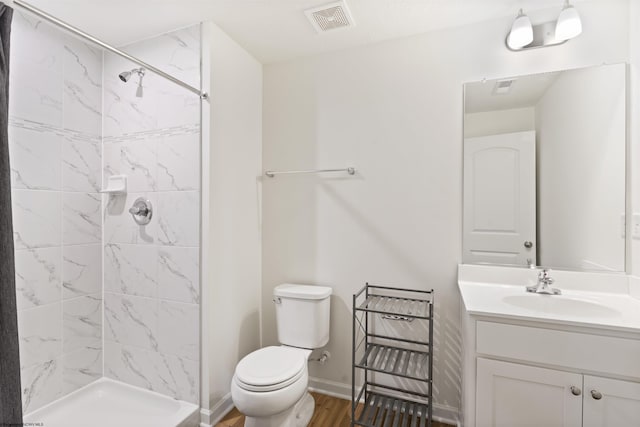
458,265 -> 640,334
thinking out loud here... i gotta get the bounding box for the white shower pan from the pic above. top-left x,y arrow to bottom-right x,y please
23,378 -> 199,427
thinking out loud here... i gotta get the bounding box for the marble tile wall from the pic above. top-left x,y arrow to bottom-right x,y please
102,25 -> 201,405
10,14 -> 201,411
9,12 -> 103,413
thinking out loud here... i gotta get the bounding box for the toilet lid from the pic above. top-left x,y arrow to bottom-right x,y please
235,346 -> 306,389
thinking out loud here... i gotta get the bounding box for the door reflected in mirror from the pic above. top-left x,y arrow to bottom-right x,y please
463,63 -> 626,272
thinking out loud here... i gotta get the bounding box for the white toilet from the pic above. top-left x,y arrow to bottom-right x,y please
231,283 -> 332,427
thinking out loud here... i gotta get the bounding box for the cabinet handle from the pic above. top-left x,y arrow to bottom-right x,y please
570,386 -> 582,396
591,390 -> 603,400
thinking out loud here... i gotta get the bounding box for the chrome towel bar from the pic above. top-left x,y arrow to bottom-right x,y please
264,167 -> 356,178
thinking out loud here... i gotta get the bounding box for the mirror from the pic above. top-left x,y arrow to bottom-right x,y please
462,63 -> 626,272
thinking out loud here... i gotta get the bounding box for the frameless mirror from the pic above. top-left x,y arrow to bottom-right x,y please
462,63 -> 626,272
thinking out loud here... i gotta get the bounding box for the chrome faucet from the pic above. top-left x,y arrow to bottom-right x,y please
526,269 -> 561,295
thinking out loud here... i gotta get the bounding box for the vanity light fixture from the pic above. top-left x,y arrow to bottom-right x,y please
555,0 -> 582,41
506,1 -> 581,51
506,9 -> 533,50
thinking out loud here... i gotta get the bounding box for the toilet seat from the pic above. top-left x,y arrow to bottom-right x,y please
235,346 -> 307,392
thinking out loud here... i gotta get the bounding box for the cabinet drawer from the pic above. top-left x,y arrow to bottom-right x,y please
476,321 -> 640,379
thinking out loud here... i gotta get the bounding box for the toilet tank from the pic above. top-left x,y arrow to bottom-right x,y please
273,284 -> 332,349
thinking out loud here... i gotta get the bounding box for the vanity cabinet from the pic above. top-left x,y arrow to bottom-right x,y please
461,316 -> 640,427
476,358 -> 640,427
458,264 -> 640,427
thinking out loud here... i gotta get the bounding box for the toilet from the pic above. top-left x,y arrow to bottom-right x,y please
231,283 -> 332,427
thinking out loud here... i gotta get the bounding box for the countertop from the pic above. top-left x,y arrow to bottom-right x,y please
459,279 -> 640,334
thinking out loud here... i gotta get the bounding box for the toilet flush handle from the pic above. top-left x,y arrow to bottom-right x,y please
273,297 -> 282,304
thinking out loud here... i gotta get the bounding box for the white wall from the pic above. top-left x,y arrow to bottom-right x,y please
262,1 -> 629,420
464,107 -> 535,138
630,1 -> 640,276
202,22 -> 263,420
536,65 -> 626,271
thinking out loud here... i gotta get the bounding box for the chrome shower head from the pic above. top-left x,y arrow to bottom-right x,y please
118,68 -> 146,97
118,70 -> 132,82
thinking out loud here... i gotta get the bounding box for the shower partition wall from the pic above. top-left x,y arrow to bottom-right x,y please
8,8 -> 202,420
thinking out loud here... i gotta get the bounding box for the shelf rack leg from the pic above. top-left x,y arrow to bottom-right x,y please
364,283 -> 369,406
351,292 -> 356,426
428,290 -> 434,427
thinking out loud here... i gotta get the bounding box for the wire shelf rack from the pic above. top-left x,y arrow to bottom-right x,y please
351,283 -> 434,427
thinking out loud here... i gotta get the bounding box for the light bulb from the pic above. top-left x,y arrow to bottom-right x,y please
507,9 -> 533,49
555,1 -> 582,41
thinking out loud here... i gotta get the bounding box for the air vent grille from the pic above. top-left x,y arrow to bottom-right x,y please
305,2 -> 354,33
493,79 -> 515,95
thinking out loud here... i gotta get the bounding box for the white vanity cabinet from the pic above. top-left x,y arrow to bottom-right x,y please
476,358 -> 640,427
457,264 -> 640,427
461,315 -> 640,427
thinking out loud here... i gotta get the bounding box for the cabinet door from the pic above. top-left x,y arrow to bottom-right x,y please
583,375 -> 640,427
476,358 -> 582,427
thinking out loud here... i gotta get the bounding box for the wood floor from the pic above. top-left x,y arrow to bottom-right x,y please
215,392 -> 453,427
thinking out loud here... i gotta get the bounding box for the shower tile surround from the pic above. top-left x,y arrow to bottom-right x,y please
9,12 -> 201,413
9,12 -> 103,414
101,25 -> 201,405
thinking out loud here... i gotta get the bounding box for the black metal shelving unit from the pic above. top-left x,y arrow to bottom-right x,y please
351,283 -> 434,427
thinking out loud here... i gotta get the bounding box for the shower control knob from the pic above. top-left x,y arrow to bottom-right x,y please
128,206 -> 147,215
129,198 -> 153,225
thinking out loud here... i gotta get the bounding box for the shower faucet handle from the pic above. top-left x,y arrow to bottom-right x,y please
128,198 -> 153,225
128,205 -> 147,215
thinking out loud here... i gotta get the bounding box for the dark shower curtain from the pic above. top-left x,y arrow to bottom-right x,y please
0,4 -> 22,425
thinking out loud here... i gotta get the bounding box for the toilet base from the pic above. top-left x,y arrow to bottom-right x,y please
244,392 -> 314,427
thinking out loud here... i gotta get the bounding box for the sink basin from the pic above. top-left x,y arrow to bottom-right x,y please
502,294 -> 621,318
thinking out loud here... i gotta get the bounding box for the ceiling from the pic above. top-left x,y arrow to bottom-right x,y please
23,0 -> 590,64
465,71 -> 561,114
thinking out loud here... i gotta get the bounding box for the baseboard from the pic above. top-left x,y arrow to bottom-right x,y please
309,376 -> 460,426
199,407 -> 212,427
308,376 -> 353,400
202,393 -> 234,427
431,403 -> 461,427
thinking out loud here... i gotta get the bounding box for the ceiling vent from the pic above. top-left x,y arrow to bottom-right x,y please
492,79 -> 515,95
304,1 -> 355,33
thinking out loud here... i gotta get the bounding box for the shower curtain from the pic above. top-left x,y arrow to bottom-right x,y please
0,4 -> 23,425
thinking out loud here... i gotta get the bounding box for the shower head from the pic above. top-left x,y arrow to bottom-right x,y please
118,68 -> 146,97
118,71 -> 132,82
119,68 -> 144,82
